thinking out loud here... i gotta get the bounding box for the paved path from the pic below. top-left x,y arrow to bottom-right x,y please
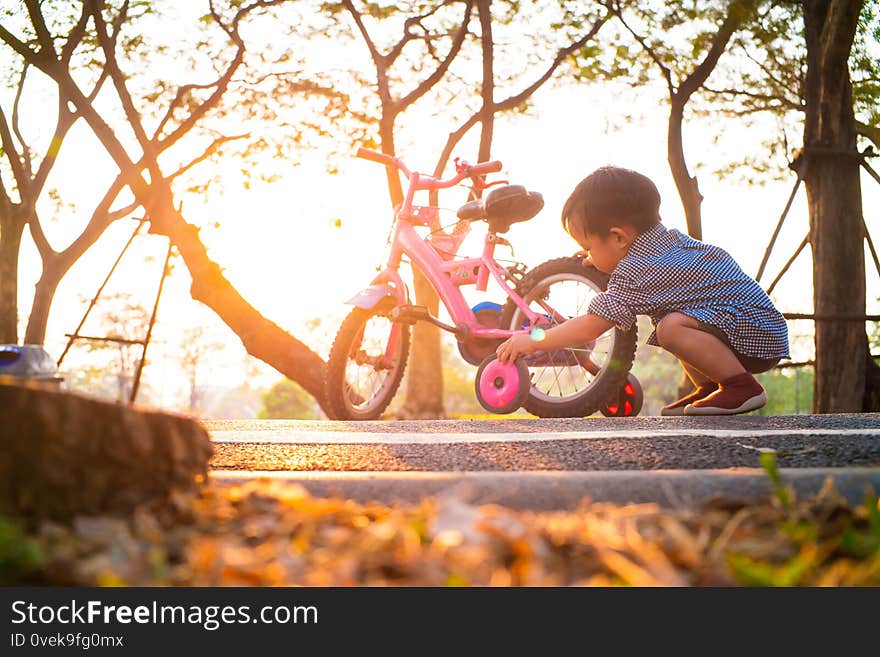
207,414 -> 880,509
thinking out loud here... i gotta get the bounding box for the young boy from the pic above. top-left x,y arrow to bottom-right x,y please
496,166 -> 790,416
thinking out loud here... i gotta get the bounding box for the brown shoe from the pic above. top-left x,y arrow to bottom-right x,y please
685,373 -> 766,416
660,383 -> 719,416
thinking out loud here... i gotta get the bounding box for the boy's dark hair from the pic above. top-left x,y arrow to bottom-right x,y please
561,166 -> 661,237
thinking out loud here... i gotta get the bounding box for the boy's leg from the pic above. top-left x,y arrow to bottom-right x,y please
655,313 -> 765,415
660,360 -> 718,416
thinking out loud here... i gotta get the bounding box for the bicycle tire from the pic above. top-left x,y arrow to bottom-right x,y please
325,306 -> 411,420
498,257 -> 638,417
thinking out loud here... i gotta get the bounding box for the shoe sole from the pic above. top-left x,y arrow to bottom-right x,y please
660,406 -> 687,416
684,391 -> 767,416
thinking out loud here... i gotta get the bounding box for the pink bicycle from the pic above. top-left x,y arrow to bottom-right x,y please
324,148 -> 642,420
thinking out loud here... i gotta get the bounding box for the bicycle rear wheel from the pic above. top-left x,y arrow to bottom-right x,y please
499,257 -> 637,417
325,306 -> 410,420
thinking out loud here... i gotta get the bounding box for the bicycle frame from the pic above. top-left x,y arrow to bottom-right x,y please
354,150 -> 544,343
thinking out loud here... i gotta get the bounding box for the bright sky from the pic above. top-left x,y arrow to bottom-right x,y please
7,3 -> 880,408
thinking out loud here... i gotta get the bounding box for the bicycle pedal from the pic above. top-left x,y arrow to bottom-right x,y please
390,305 -> 431,324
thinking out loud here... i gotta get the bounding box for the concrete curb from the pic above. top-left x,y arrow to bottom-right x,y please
210,467 -> 880,510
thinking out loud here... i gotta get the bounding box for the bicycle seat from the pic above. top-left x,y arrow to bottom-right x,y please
455,185 -> 544,233
456,199 -> 486,221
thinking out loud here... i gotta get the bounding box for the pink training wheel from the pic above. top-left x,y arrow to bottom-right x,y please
475,355 -> 531,414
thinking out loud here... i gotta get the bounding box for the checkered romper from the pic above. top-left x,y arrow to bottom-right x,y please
587,223 -> 790,360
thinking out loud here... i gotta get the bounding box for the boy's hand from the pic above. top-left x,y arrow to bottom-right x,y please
574,249 -> 593,268
496,333 -> 539,364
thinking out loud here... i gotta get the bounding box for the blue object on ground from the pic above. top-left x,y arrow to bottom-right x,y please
0,344 -> 64,383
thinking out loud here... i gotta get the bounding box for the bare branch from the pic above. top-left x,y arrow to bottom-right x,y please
56,175 -> 128,270
23,0 -> 56,57
107,200 -> 139,222
0,22 -> 41,62
164,133 -> 250,182
60,2 -> 90,63
25,206 -> 53,259
434,12 -> 608,175
702,85 -> 803,112
496,16 -> 607,113
857,120 -> 880,150
0,108 -> 26,193
152,81 -> 217,140
676,0 -> 754,102
90,0 -> 152,152
10,63 -> 32,179
155,1 -> 288,150
397,1 -> 473,113
32,95 -> 78,197
342,0 -> 385,70
741,46 -> 800,99
608,0 -> 674,95
387,1 -> 456,66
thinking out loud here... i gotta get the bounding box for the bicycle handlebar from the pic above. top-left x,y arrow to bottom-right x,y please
468,160 -> 503,175
355,146 -> 501,190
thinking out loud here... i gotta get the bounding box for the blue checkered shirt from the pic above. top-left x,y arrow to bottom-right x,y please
587,223 -> 790,359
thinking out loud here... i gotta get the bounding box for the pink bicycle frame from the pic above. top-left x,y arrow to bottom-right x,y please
356,148 -> 543,341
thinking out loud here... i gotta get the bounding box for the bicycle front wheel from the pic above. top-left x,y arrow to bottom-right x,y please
325,306 -> 410,420
499,257 -> 637,417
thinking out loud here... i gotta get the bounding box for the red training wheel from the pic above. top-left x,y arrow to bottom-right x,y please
600,373 -> 643,417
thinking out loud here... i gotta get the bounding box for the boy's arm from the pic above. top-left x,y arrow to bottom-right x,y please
496,313 -> 614,364
540,313 -> 614,350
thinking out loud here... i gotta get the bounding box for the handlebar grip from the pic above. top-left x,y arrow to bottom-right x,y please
356,147 -> 392,165
470,160 -> 503,175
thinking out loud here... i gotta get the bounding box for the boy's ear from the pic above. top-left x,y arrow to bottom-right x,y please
609,225 -> 637,247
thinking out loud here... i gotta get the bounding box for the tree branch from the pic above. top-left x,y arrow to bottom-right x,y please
856,120 -> 880,149
396,0 -> 473,113
11,63 -> 32,179
702,85 -> 803,112
496,15 -> 607,113
608,0 -> 674,95
342,0 -> 385,70
0,108 -> 26,194
55,175 -> 128,270
25,206 -> 54,259
60,2 -> 91,63
0,22 -> 41,62
23,0 -> 56,57
31,94 -> 78,199
155,1 -> 286,151
164,133 -> 250,182
433,11 -> 607,178
676,0 -> 755,102
90,0 -> 152,152
740,45 -> 801,100
386,1 -> 455,66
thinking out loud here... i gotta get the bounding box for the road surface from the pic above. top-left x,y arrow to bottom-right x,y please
207,414 -> 880,509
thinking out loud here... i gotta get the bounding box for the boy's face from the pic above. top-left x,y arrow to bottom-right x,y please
568,219 -> 637,274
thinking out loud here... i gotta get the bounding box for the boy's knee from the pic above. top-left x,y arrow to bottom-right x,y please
655,312 -> 695,347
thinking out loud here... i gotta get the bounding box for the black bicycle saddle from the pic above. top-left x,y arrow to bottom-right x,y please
455,184 -> 544,233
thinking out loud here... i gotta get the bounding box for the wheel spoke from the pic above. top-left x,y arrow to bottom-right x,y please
511,269 -> 621,407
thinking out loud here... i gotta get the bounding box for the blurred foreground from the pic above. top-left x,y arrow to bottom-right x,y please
3,464 -> 878,587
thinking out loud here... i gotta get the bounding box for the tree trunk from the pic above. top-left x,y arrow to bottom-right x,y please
802,0 -> 865,413
397,267 -> 446,419
376,118 -> 447,419
0,203 -> 24,344
667,99 -> 703,240
23,260 -> 64,346
145,211 -> 330,413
